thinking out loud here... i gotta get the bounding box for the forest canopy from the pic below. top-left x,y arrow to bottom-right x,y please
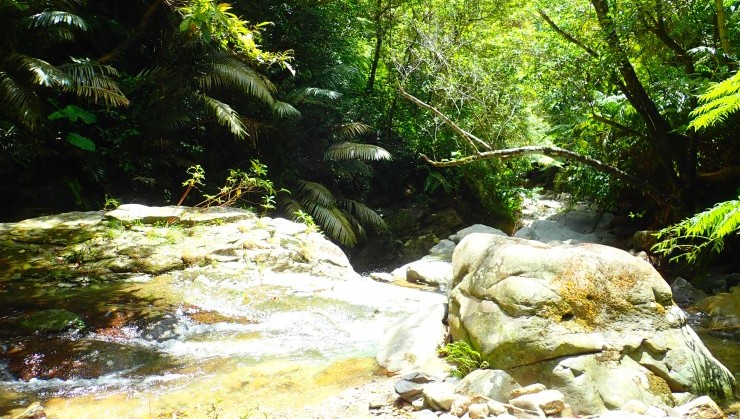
1,0 -> 738,254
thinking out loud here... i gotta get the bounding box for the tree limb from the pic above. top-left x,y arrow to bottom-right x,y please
590,113 -> 645,137
398,86 -> 492,152
538,10 -> 599,58
399,84 -> 669,205
421,146 -> 668,204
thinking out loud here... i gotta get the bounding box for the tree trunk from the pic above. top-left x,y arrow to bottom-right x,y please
589,0 -> 695,209
367,0 -> 384,92
716,0 -> 732,57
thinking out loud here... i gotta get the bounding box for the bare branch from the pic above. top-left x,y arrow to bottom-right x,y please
421,146 -> 668,204
398,86 -> 492,152
538,10 -> 600,58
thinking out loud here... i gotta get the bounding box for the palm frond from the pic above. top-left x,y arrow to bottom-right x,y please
324,141 -> 392,161
296,180 -> 336,207
305,203 -> 357,246
198,93 -> 247,138
272,100 -> 301,119
60,60 -> 129,106
331,159 -> 373,177
198,57 -> 275,104
338,198 -> 386,232
280,197 -> 304,217
18,55 -> 68,87
293,87 -> 342,103
333,122 -> 373,140
689,70 -> 740,131
0,70 -> 42,127
23,11 -> 88,30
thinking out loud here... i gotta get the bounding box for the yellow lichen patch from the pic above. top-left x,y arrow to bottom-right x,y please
550,257 -> 638,330
645,371 -> 674,406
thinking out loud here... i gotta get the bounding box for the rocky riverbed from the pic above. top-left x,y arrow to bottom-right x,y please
1,199 -> 738,419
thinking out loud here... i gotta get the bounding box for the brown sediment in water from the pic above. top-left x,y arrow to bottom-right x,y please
14,357 -> 381,419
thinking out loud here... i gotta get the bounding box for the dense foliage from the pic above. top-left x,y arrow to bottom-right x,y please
1,0 -> 738,255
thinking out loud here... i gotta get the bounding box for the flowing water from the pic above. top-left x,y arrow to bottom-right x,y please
0,268 -> 443,418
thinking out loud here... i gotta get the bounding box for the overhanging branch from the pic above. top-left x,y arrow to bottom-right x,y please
399,86 -> 492,152
400,87 -> 669,205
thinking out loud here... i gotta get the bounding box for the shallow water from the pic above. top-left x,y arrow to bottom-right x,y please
0,270 -> 441,417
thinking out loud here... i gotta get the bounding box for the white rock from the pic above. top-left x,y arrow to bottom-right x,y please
508,383 -> 546,399
621,399 -> 648,414
376,303 -> 448,374
411,409 -> 438,419
486,400 -> 508,416
455,369 -> 521,403
405,259 -> 454,289
467,403 -> 489,419
450,395 -> 472,417
369,272 -> 394,283
450,224 -> 507,243
674,396 -> 725,419
509,389 -> 565,416
644,405 -> 668,417
422,381 -> 459,411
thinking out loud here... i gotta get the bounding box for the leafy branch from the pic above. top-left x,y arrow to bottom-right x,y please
652,198 -> 740,263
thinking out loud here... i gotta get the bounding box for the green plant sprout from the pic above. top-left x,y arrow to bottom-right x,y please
437,340 -> 489,378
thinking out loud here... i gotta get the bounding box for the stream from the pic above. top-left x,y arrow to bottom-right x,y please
0,266 -> 443,418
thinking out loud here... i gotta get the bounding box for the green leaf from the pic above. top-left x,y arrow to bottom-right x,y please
48,105 -> 96,124
66,132 -> 96,151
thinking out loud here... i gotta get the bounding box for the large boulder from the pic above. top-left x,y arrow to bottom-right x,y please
448,233 -> 736,415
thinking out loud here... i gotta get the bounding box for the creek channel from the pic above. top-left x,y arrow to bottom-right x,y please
0,268 -> 444,418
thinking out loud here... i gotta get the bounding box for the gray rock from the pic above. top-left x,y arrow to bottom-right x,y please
395,372 -> 438,402
429,239 -> 457,260
670,277 -> 708,306
377,303 -> 448,374
513,210 -> 621,246
455,369 -> 521,403
406,259 -> 454,289
449,224 -> 507,243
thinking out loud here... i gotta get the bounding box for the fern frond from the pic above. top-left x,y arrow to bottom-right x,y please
23,11 -> 88,30
333,122 -> 373,140
198,94 -> 246,138
689,70 -> 740,131
296,180 -> 336,207
338,198 -> 386,231
653,198 -> 740,262
325,141 -> 392,161
272,100 -> 300,118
